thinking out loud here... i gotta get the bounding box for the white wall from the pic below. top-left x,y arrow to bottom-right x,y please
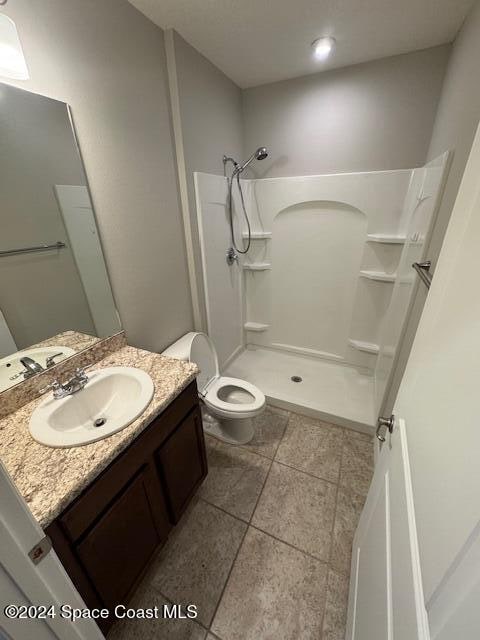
383,0 -> 480,413
427,0 -> 480,259
167,30 -> 244,330
172,32 -> 244,182
2,0 -> 193,353
242,46 -> 450,178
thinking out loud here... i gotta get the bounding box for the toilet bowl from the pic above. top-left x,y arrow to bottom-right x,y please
162,332 -> 265,445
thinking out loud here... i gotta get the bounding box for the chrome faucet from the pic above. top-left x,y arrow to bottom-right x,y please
20,356 -> 44,379
40,368 -> 89,399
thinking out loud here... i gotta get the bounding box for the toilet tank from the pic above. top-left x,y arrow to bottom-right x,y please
162,332 -> 219,395
161,332 -> 197,361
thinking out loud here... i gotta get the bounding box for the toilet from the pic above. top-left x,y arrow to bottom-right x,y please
162,332 -> 265,445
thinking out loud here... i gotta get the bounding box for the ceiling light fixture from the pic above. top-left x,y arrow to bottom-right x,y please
312,36 -> 336,61
0,13 -> 29,80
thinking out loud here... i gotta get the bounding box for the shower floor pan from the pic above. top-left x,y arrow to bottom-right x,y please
225,346 -> 376,434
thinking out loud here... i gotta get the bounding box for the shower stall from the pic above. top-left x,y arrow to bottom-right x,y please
194,153 -> 449,432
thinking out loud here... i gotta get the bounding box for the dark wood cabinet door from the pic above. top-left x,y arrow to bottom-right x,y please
76,468 -> 167,608
157,408 -> 207,522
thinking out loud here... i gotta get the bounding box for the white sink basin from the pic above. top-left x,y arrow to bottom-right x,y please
0,345 -> 76,392
29,366 -> 154,448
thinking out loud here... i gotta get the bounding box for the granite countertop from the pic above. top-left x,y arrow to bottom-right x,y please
29,330 -> 100,354
0,345 -> 198,529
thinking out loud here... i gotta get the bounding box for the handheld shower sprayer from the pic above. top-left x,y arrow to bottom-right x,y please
224,146 -> 269,261
235,147 -> 268,175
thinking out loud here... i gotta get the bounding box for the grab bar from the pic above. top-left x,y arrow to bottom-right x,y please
0,241 -> 66,258
412,261 -> 432,289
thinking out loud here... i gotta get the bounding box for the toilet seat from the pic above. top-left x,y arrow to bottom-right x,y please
203,376 -> 265,419
162,331 -> 265,444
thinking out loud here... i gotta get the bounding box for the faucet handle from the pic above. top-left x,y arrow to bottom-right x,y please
74,368 -> 89,384
45,352 -> 64,368
38,380 -> 62,396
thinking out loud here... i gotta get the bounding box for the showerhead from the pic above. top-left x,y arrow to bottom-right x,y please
236,146 -> 269,174
255,146 -> 268,161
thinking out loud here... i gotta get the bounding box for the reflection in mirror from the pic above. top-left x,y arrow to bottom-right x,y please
0,83 -> 121,392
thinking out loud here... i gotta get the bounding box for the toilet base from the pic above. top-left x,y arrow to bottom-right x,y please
201,406 -> 255,445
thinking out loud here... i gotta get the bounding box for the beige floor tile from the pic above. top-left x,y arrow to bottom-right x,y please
240,407 -> 289,459
149,499 -> 247,627
322,569 -> 350,640
275,413 -> 344,482
108,583 -> 207,640
330,487 -> 366,574
252,462 -> 336,560
266,404 -> 290,418
199,437 -> 270,521
344,427 -> 374,442
211,527 -> 328,640
340,436 -> 374,496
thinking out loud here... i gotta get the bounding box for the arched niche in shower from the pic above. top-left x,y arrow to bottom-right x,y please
270,199 -> 367,360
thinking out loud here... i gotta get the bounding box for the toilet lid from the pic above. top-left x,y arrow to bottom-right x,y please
190,333 -> 219,395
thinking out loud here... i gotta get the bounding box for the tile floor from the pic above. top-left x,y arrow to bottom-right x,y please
109,406 -> 373,640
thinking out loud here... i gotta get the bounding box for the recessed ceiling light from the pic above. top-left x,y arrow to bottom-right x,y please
312,36 -> 336,61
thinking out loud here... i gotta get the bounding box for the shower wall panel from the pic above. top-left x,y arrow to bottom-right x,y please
194,157 -> 450,411
374,152 -> 451,414
244,171 -> 413,368
271,201 -> 366,360
194,172 -> 243,369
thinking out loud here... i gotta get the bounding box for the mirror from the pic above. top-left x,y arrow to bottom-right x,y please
0,83 -> 121,392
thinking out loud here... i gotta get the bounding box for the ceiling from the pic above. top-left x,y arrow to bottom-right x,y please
129,0 -> 475,88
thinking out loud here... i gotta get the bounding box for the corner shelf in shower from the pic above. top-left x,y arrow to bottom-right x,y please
244,322 -> 270,332
359,270 -> 396,283
348,339 -> 380,355
242,232 -> 272,239
366,234 -> 406,244
243,262 -> 271,271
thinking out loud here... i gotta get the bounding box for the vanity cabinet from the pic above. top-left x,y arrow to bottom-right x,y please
46,381 -> 206,632
157,408 -> 206,522
76,468 -> 165,609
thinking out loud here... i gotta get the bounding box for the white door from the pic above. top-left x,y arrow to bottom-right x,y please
347,121 -> 480,639
346,419 -> 429,639
54,185 -> 121,338
0,460 -> 104,640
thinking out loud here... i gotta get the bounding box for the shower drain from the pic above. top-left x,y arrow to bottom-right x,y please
93,417 -> 107,428
291,376 -> 303,383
